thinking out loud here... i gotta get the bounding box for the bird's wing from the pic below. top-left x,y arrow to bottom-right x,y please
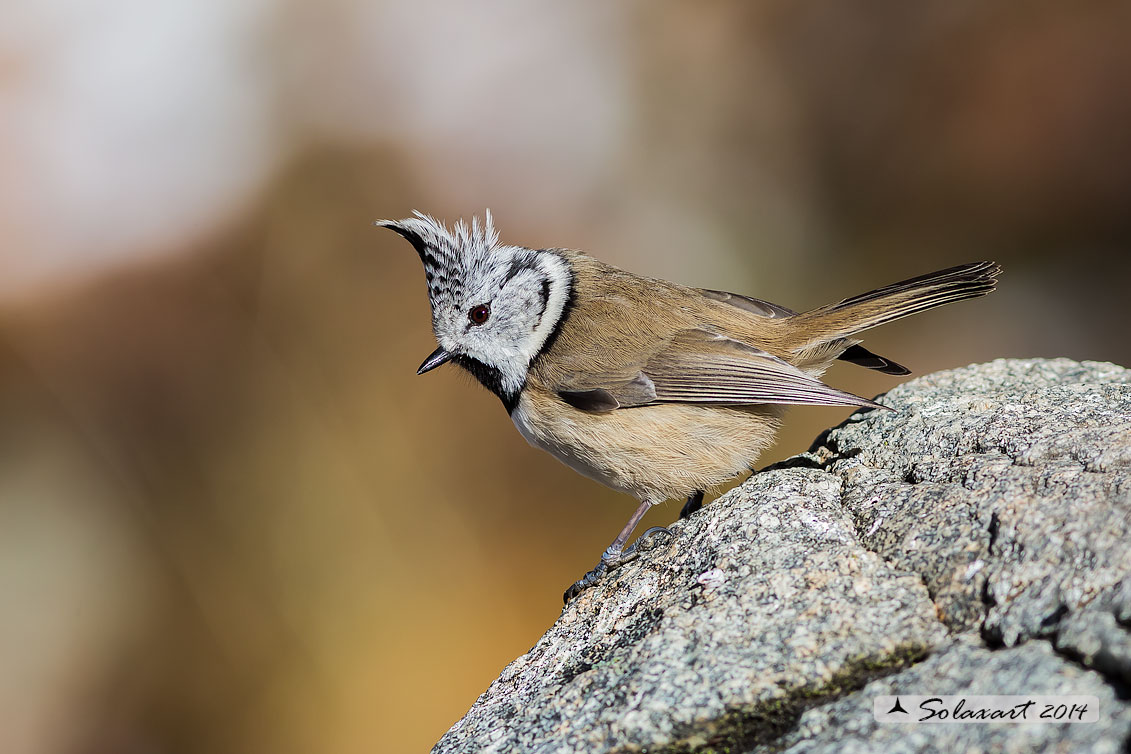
556,328 -> 886,413
697,288 -> 796,318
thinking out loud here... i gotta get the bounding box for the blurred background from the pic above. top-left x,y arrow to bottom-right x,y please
2,1 -> 1129,752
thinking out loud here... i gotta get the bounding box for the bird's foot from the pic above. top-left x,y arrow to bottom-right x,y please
563,526 -> 673,604
622,526 -> 673,560
679,490 -> 705,520
563,561 -> 607,603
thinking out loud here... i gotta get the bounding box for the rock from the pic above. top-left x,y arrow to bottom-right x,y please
433,359 -> 1131,754
825,358 -> 1131,646
766,639 -> 1131,754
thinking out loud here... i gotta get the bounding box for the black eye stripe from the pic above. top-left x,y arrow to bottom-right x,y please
501,258 -> 537,288
538,278 -> 551,314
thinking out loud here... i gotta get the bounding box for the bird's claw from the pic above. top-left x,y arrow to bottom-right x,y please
562,526 -> 674,604
622,526 -> 673,560
563,562 -> 607,603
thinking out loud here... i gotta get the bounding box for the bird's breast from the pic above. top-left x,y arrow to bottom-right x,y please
510,388 -> 783,502
511,393 -> 629,494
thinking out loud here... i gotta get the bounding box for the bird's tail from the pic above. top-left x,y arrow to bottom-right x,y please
788,261 -> 1001,372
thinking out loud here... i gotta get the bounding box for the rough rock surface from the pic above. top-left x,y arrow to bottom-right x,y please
433,359 -> 1131,754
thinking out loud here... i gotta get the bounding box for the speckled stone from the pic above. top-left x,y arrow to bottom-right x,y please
823,358 -> 1131,645
762,639 -> 1131,754
432,359 -> 1131,754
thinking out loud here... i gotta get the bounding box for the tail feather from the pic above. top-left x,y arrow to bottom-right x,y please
791,261 -> 1000,356
837,344 -> 910,375
830,261 -> 999,314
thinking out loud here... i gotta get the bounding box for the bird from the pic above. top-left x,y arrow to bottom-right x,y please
376,211 -> 1000,603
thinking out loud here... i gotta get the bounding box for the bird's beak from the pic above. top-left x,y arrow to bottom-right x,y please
417,346 -> 454,375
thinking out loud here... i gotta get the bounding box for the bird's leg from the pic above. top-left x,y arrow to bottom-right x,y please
679,490 -> 705,520
564,498 -> 671,603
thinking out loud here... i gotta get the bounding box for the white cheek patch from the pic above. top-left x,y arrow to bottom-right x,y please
492,256 -> 569,392
519,253 -> 572,362
430,247 -> 572,400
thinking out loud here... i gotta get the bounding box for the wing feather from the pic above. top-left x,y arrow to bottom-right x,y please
554,328 -> 885,412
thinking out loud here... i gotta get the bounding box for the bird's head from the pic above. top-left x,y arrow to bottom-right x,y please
377,211 -> 573,408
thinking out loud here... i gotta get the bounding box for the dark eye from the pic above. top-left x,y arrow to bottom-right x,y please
468,304 -> 490,325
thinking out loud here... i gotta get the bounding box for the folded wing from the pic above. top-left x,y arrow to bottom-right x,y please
557,328 -> 885,413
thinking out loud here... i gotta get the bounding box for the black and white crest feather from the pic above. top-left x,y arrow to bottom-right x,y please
377,211 -> 574,411
379,210 -> 501,306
